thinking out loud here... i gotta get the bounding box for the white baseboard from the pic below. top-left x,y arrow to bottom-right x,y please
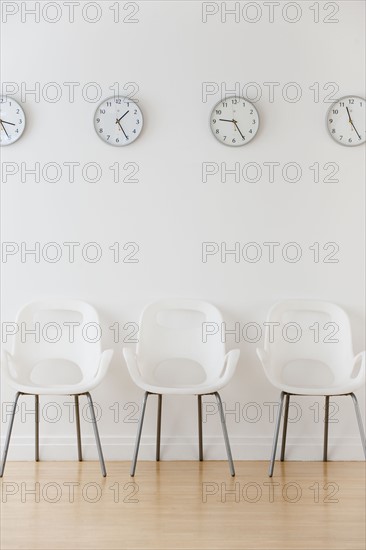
2,435 -> 365,461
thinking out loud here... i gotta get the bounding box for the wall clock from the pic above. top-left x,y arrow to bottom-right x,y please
327,96 -> 365,146
94,96 -> 143,146
210,96 -> 259,146
0,96 -> 26,146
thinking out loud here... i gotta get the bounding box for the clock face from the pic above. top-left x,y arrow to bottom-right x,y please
94,96 -> 143,146
327,96 -> 365,146
210,96 -> 259,146
0,96 -> 26,146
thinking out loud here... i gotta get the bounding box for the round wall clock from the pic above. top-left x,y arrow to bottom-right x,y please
0,96 -> 26,146
94,96 -> 143,146
210,96 -> 259,146
327,96 -> 365,146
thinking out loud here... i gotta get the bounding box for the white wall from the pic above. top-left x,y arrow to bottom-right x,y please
1,0 -> 365,460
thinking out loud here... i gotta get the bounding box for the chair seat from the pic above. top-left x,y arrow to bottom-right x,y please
272,359 -> 361,395
134,358 -> 225,395
6,358 -> 93,395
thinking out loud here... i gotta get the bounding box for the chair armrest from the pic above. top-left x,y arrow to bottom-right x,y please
218,349 -> 240,385
93,349 -> 114,384
351,351 -> 365,385
256,347 -> 271,376
1,350 -> 18,383
123,347 -> 143,386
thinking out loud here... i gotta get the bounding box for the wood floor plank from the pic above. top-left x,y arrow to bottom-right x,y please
1,461 -> 365,550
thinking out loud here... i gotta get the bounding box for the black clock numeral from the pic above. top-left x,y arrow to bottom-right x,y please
100,109 -> 105,114
107,135 -> 110,140
215,129 -> 219,134
349,99 -> 354,104
216,110 -> 222,114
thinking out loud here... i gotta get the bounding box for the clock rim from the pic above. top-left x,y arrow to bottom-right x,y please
209,95 -> 260,147
93,95 -> 144,147
0,95 -> 26,147
326,95 -> 365,147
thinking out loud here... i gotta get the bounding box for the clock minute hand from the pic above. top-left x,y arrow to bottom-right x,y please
233,121 -> 245,140
350,120 -> 361,140
0,121 -> 9,138
116,119 -> 128,139
346,107 -> 361,139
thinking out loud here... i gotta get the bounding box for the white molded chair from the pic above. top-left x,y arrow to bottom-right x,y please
1,299 -> 114,477
123,298 -> 240,476
256,300 -> 366,476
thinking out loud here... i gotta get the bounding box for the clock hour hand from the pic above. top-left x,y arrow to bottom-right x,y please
116,119 -> 128,139
0,121 -> 9,138
346,107 -> 361,139
219,118 -> 234,123
117,110 -> 129,122
1,119 -> 15,126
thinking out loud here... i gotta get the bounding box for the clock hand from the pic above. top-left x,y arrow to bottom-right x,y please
350,120 -> 361,140
219,118 -> 234,123
1,119 -> 16,126
233,121 -> 245,140
117,110 -> 129,122
0,121 -> 9,138
346,107 -> 361,139
116,119 -> 128,139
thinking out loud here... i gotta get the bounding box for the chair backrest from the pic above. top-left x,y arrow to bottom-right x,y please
137,298 -> 226,385
263,300 -> 354,383
12,299 -> 102,383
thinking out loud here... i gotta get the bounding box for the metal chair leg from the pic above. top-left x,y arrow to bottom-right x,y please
85,392 -> 106,477
323,395 -> 330,461
214,392 -> 235,477
75,395 -> 82,461
130,392 -> 149,477
269,391 -> 285,477
350,393 -> 366,458
0,392 -> 21,478
35,395 -> 39,462
280,393 -> 290,461
198,395 -> 203,461
156,394 -> 162,461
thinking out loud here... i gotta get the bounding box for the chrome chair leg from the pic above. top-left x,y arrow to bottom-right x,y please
75,395 -> 82,461
198,395 -> 203,461
156,394 -> 162,461
323,395 -> 330,461
35,395 -> 39,462
351,393 -> 366,458
0,392 -> 21,478
280,393 -> 290,461
85,392 -> 106,477
269,391 -> 285,477
130,392 -> 149,477
214,392 -> 235,477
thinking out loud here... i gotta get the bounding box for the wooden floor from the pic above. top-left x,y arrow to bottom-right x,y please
1,461 -> 365,550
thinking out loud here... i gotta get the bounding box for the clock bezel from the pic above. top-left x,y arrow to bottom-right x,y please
93,95 -> 144,147
0,96 -> 26,147
326,95 -> 365,147
209,95 -> 260,147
